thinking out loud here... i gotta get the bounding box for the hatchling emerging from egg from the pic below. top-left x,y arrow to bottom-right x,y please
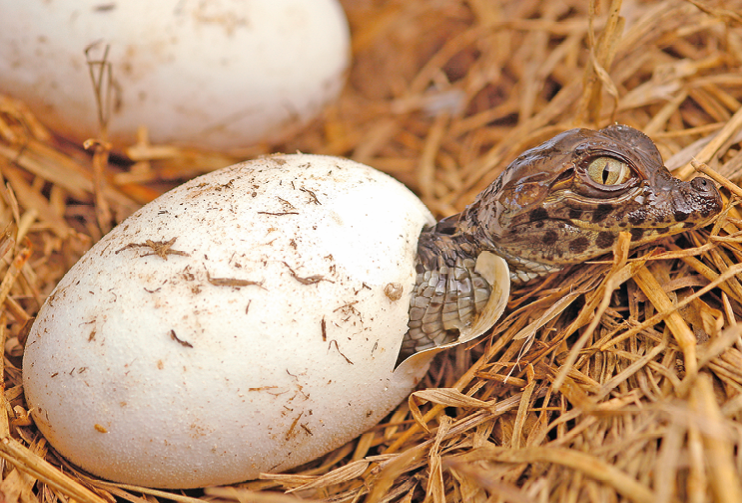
403,123 -> 722,357
23,124 -> 722,488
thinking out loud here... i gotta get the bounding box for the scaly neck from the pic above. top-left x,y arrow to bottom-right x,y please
401,208 -> 558,360
401,216 -> 489,359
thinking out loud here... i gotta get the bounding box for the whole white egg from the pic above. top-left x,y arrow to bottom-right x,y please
0,0 -> 350,150
23,154 -> 440,488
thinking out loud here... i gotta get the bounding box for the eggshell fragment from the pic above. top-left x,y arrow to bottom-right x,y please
23,154 -> 436,488
0,0 -> 350,150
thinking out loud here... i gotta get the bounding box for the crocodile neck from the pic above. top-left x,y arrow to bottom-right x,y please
401,219 -> 492,359
402,208 -> 557,360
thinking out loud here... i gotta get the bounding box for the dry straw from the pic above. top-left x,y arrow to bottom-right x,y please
1,0 -> 742,501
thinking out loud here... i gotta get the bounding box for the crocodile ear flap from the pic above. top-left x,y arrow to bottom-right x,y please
433,211 -> 465,235
600,124 -> 663,166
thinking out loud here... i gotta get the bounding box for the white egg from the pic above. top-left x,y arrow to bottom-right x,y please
0,0 -> 349,150
23,154 -> 440,488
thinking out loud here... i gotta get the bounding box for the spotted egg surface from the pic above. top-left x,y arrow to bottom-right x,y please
23,154 -> 435,488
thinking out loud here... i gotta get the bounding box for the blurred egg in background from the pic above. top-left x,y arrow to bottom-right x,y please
0,0 -> 351,151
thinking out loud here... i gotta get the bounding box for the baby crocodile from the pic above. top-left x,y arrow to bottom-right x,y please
404,124 -> 722,357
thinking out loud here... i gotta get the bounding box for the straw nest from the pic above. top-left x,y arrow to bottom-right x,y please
1,0 -> 742,501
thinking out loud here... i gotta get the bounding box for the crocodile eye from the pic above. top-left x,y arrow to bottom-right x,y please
587,157 -> 631,185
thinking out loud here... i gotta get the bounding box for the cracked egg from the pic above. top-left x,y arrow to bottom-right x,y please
23,154 -> 438,488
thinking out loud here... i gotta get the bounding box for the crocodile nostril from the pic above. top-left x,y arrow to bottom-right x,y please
690,177 -> 718,195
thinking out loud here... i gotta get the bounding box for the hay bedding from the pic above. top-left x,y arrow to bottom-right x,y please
1,0 -> 742,501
